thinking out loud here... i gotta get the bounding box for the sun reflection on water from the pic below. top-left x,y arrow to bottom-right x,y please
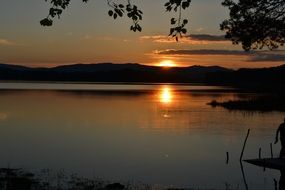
159,86 -> 174,118
160,86 -> 172,104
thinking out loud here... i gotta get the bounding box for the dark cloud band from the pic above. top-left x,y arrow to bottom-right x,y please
157,49 -> 249,55
156,49 -> 285,62
188,34 -> 226,41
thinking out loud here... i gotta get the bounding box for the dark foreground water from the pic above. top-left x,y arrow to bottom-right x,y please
0,83 -> 283,189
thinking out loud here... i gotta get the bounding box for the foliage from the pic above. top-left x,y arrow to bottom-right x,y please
221,0 -> 285,51
40,0 -> 143,32
41,0 -> 285,50
40,0 -> 191,40
165,0 -> 191,41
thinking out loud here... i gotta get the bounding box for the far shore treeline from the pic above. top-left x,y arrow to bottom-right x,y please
0,63 -> 285,91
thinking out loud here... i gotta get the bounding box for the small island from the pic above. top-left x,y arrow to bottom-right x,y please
208,95 -> 285,112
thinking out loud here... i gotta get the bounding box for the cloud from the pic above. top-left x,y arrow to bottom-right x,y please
83,35 -> 93,40
248,52 -> 285,62
156,49 -> 249,55
140,35 -> 172,43
195,28 -> 205,32
140,34 -> 229,45
155,49 -> 285,62
123,39 -> 131,42
0,38 -> 17,46
188,34 -> 226,41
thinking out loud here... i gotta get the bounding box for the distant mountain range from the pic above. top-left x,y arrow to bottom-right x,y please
0,63 -> 285,91
0,63 -> 231,83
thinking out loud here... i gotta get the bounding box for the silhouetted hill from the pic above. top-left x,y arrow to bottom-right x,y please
52,63 -> 148,72
206,64 -> 285,91
0,63 -> 31,71
1,63 -> 284,90
0,63 -> 232,83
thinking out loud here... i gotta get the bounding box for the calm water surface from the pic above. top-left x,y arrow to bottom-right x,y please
0,83 -> 283,189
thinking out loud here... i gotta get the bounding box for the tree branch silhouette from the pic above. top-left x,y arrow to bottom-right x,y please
221,0 -> 285,51
40,0 -> 285,51
40,0 -> 191,40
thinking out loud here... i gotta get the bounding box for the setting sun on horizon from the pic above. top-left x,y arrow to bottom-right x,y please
158,60 -> 177,68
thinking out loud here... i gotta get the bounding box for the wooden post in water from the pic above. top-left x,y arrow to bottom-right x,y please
263,159 -> 266,171
274,178 -> 278,190
240,129 -> 250,162
270,143 -> 273,158
226,152 -> 229,164
259,148 -> 262,159
240,162 -> 249,190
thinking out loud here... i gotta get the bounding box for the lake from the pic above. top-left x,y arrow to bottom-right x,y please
0,83 -> 283,189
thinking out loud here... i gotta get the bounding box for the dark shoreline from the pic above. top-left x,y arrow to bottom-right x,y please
208,94 -> 285,112
0,167 -> 216,190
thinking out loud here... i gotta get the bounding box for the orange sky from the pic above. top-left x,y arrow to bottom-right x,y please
0,0 -> 284,69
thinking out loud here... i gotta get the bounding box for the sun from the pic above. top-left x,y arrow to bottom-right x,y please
158,60 -> 176,67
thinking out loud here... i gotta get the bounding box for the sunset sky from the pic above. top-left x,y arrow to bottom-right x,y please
0,0 -> 285,69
